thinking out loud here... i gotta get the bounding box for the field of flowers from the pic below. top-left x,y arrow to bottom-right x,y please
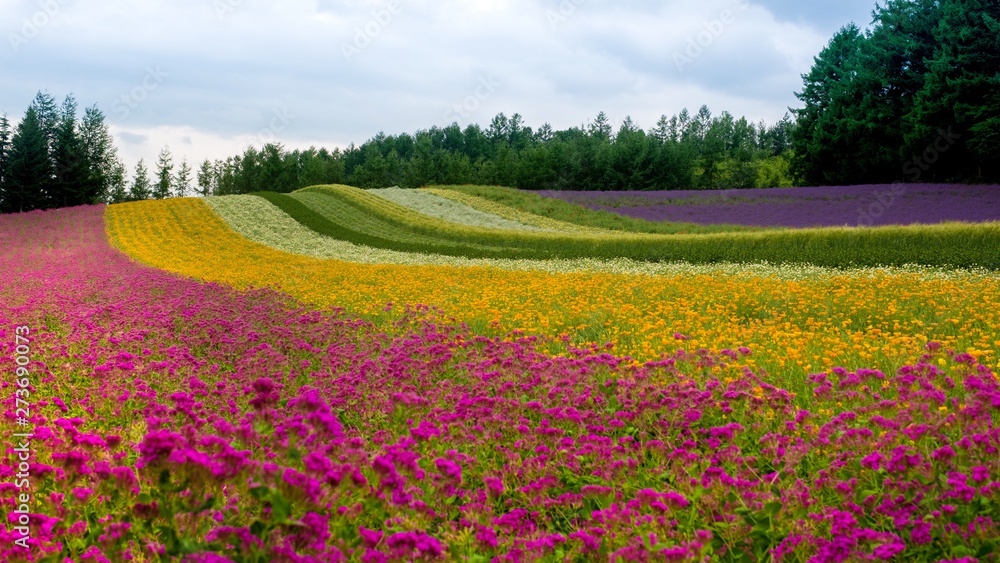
2,189 -> 999,562
537,184 -> 1000,228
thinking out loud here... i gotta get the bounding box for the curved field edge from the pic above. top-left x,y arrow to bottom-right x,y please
428,184 -> 767,234
208,194 -> 999,282
423,187 -> 613,234
295,185 -> 1000,269
367,187 -> 555,232
251,191 -> 546,260
105,198 -> 1000,378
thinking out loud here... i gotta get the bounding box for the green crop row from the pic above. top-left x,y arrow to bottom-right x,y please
290,185 -> 1000,269
423,187 -> 613,234
250,191 -> 551,260
428,184 -> 765,234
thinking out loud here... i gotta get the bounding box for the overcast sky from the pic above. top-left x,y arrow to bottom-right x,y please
1,0 -> 876,170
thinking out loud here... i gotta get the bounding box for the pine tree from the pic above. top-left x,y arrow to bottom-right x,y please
29,91 -> 59,160
5,107 -> 54,213
907,0 -> 1000,181
197,159 -> 215,196
129,159 -> 152,201
153,147 -> 173,199
790,24 -> 865,185
51,95 -> 93,208
0,113 -> 11,206
79,105 -> 120,203
173,158 -> 192,197
588,111 -> 613,141
106,159 -> 128,204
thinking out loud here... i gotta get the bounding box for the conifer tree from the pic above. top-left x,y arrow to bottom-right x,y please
173,158 -> 192,197
153,146 -> 173,199
129,159 -> 152,201
4,107 -> 53,213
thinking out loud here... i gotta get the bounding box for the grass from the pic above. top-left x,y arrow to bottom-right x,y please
429,184 -> 768,234
290,185 -> 1000,270
252,191 -> 552,260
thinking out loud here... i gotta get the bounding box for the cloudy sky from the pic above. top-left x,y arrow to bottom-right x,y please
1,0 -> 876,170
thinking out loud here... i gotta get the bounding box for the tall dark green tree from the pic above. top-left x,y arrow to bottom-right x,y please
588,111 -> 613,142
153,147 -> 173,199
173,158 -> 193,197
851,0 -> 940,181
197,159 -> 215,196
105,159 -> 128,204
30,92 -> 59,159
129,159 -> 152,201
50,95 -> 94,208
906,0 -> 1000,181
79,105 -> 120,204
0,113 -> 11,203
791,24 -> 866,185
4,107 -> 54,213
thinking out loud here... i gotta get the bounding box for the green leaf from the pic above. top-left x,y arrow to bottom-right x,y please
951,545 -> 973,557
249,486 -> 270,501
764,501 -> 782,518
196,496 -> 216,512
250,520 -> 268,539
270,490 -> 292,522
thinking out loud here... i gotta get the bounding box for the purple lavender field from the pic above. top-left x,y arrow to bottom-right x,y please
538,184 -> 1000,228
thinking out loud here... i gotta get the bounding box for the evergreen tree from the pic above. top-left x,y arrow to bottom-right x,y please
129,159 -> 152,201
173,158 -> 193,197
50,95 -> 93,208
106,159 -> 128,204
487,113 -> 509,145
79,105 -> 120,203
197,159 -> 215,196
0,113 -> 11,204
5,107 -> 53,213
153,147 -> 173,199
907,0 -> 1000,181
588,111 -> 613,141
29,91 -> 59,161
791,24 -> 865,185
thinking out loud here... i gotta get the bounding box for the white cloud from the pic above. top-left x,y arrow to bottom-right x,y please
0,0 -> 869,171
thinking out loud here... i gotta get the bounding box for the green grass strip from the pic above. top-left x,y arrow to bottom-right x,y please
430,184 -> 767,234
251,192 -> 553,260
294,185 -> 1000,269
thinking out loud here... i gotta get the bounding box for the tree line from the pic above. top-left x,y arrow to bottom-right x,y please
791,0 -> 999,184
0,92 -> 124,213
187,108 -> 794,196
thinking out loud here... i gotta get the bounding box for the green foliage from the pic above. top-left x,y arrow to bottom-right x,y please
153,146 -> 173,200
129,159 -> 152,201
173,158 -> 193,198
0,91 -> 125,213
281,185 -> 1000,269
3,106 -> 52,213
430,185 -> 757,235
792,0 -> 1000,184
252,190 -> 545,260
203,108 -> 794,195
